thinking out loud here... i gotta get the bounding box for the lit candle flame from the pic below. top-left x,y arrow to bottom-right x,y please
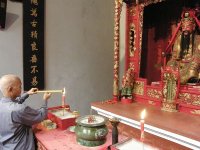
140,109 -> 146,120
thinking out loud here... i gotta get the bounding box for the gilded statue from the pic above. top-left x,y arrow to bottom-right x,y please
166,9 -> 200,84
121,68 -> 134,99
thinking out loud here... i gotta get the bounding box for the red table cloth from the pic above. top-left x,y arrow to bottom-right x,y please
35,128 -> 127,150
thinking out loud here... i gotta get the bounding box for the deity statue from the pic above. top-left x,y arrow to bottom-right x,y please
166,9 -> 200,84
121,68 -> 134,99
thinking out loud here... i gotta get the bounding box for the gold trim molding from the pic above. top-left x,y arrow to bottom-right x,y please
133,81 -> 144,95
147,89 -> 162,99
179,93 -> 200,106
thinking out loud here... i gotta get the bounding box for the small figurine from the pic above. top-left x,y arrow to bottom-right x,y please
121,68 -> 134,100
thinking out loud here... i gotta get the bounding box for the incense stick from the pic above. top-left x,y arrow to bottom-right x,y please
37,90 -> 63,93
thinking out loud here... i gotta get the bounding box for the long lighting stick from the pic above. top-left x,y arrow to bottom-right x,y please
37,90 -> 63,93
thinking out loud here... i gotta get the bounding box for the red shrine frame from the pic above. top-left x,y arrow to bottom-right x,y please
112,0 -> 200,115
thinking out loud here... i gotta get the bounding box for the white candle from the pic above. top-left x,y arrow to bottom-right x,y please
140,109 -> 146,142
62,87 -> 66,107
61,87 -> 66,116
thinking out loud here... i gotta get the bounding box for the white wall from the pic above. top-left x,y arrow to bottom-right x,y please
0,0 -> 114,115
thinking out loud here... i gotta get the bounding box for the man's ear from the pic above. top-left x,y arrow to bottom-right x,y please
7,86 -> 13,92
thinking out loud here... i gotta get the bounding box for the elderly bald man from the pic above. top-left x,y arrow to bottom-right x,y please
0,74 -> 51,150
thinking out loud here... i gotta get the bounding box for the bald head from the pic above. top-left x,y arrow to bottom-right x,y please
0,74 -> 21,99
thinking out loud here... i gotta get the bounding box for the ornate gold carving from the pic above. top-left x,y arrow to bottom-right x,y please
129,23 -> 136,57
138,6 -> 144,64
162,102 -> 177,112
113,0 -> 123,96
140,0 -> 166,8
162,71 -> 178,112
163,72 -> 177,102
129,62 -> 135,71
179,93 -> 200,106
133,81 -> 144,95
128,6 -> 136,16
147,89 -> 162,99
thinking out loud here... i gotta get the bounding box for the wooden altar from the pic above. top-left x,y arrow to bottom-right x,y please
34,127 -> 126,150
91,101 -> 200,149
34,123 -> 159,150
91,0 -> 200,149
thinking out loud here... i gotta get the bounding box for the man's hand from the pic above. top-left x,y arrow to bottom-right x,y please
43,92 -> 52,101
27,88 -> 38,95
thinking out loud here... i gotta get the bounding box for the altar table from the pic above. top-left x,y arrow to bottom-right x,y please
34,127 -> 128,150
91,101 -> 200,150
34,125 -> 161,150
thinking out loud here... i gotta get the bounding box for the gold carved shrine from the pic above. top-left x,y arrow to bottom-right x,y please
112,0 -> 200,115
